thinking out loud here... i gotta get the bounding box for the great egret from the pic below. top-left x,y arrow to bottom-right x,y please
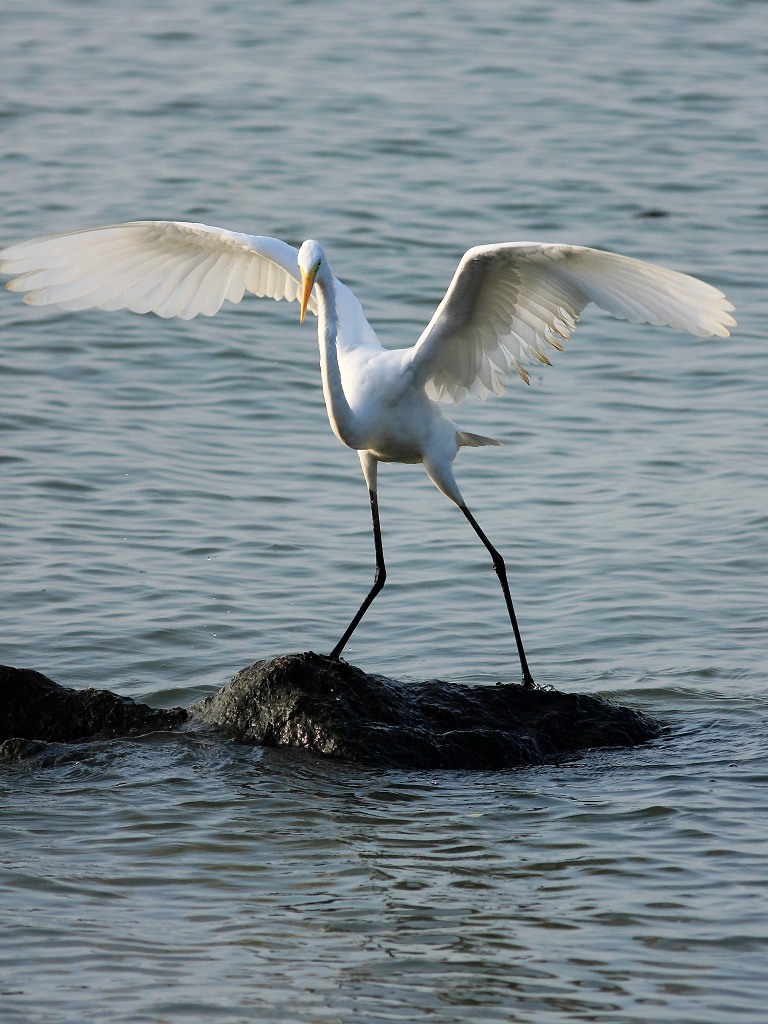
0,222 -> 735,687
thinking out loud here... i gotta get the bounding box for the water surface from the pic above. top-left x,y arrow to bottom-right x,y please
1,1 -> 766,1021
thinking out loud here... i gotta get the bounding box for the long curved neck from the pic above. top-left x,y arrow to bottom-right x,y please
315,271 -> 361,449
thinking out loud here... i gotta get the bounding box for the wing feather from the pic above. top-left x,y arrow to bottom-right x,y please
0,220 -> 319,320
409,242 -> 735,403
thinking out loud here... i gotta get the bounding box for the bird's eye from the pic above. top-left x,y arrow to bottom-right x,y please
314,259 -> 322,272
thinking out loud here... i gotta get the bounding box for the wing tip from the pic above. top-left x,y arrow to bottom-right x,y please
515,363 -> 531,385
704,305 -> 736,338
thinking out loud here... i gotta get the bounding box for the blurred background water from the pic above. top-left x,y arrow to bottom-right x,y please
1,1 -> 766,1021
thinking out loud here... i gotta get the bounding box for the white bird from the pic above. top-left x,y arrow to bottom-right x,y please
0,221 -> 735,687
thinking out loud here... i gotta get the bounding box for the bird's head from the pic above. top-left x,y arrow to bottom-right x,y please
298,239 -> 325,324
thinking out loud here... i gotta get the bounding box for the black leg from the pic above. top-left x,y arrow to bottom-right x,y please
460,504 -> 536,689
329,488 -> 387,661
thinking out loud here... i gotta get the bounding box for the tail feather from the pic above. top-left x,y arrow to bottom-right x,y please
457,430 -> 504,448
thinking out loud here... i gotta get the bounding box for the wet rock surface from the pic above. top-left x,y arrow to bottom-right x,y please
190,652 -> 663,769
0,665 -> 187,760
2,654 -> 663,769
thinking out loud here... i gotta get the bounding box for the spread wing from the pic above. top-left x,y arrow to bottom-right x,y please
408,242 -> 735,403
0,220 -> 319,320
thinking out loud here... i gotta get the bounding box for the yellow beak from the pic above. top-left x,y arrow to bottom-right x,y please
299,267 -> 317,325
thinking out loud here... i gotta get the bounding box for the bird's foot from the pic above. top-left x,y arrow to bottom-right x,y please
522,675 -> 557,693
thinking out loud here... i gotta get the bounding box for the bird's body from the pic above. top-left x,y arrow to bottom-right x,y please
1,221 -> 735,686
296,238 -> 488,503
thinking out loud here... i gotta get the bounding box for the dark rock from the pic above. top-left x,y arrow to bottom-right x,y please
0,665 -> 187,757
190,652 -> 663,769
1,656 -> 662,769
0,737 -> 52,763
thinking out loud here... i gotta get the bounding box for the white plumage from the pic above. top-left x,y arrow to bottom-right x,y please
1,220 -> 735,686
